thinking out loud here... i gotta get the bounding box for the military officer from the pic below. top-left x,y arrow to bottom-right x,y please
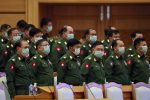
16,20 -> 27,38
0,24 -> 11,45
5,28 -> 21,58
0,25 -> 12,71
29,28 -> 43,57
125,31 -> 143,58
80,28 -> 97,62
81,41 -> 105,84
104,39 -> 131,85
57,38 -> 83,85
127,38 -> 149,83
5,39 -> 35,98
101,26 -> 120,60
23,24 -> 35,43
29,39 -> 54,86
50,26 -> 74,71
40,18 -> 53,39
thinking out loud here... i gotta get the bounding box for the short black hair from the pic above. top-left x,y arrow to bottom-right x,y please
104,26 -> 119,38
16,19 -> 27,29
0,24 -> 11,31
14,39 -> 27,50
130,31 -> 143,38
7,28 -> 18,36
67,38 -> 81,49
35,39 -> 48,50
92,41 -> 103,49
58,27 -> 67,36
24,24 -> 35,31
40,18 -> 52,28
112,39 -> 122,50
29,28 -> 42,37
83,28 -> 93,39
134,38 -> 145,49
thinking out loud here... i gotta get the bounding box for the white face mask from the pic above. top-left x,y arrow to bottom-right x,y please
90,35 -> 97,43
141,46 -> 148,54
67,34 -> 74,40
21,48 -> 29,57
94,51 -> 104,58
118,47 -> 125,55
34,37 -> 43,43
74,48 -> 80,55
47,26 -> 53,33
13,36 -> 21,43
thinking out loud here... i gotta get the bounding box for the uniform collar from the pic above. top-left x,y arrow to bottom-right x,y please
92,54 -> 102,62
37,51 -> 48,59
67,51 -> 77,60
58,38 -> 67,46
113,52 -> 123,60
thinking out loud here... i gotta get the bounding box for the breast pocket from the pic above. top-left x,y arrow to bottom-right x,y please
68,61 -> 77,70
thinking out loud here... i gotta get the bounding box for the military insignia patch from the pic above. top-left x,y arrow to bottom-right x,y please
104,52 -> 108,57
56,47 -> 61,51
60,61 -> 65,68
32,62 -> 37,68
80,49 -> 85,55
10,64 -> 15,72
3,49 -> 8,56
85,64 -> 90,69
127,60 -> 132,65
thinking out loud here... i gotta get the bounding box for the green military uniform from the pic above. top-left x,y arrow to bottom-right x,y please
104,52 -> 131,85
50,38 -> 68,71
127,52 -> 150,83
81,54 -> 105,84
29,52 -> 54,86
5,41 -> 16,58
5,54 -> 35,98
125,45 -> 135,58
0,42 -> 11,72
23,37 -> 30,44
79,41 -> 92,62
57,51 -> 83,85
0,36 -> 8,45
48,36 -> 58,47
101,39 -> 112,60
101,38 -> 110,47
29,42 -> 37,57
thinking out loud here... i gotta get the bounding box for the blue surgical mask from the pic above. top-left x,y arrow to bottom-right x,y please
43,45 -> 50,55
47,26 -> 53,33
13,36 -> 21,43
67,34 -> 74,40
34,37 -> 43,43
94,51 -> 104,58
90,36 -> 97,43
22,48 -> 29,57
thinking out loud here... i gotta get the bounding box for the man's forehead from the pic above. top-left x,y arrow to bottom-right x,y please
140,41 -> 147,45
41,41 -> 48,44
21,41 -> 29,46
12,29 -> 19,33
117,40 -> 124,44
96,45 -> 104,48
